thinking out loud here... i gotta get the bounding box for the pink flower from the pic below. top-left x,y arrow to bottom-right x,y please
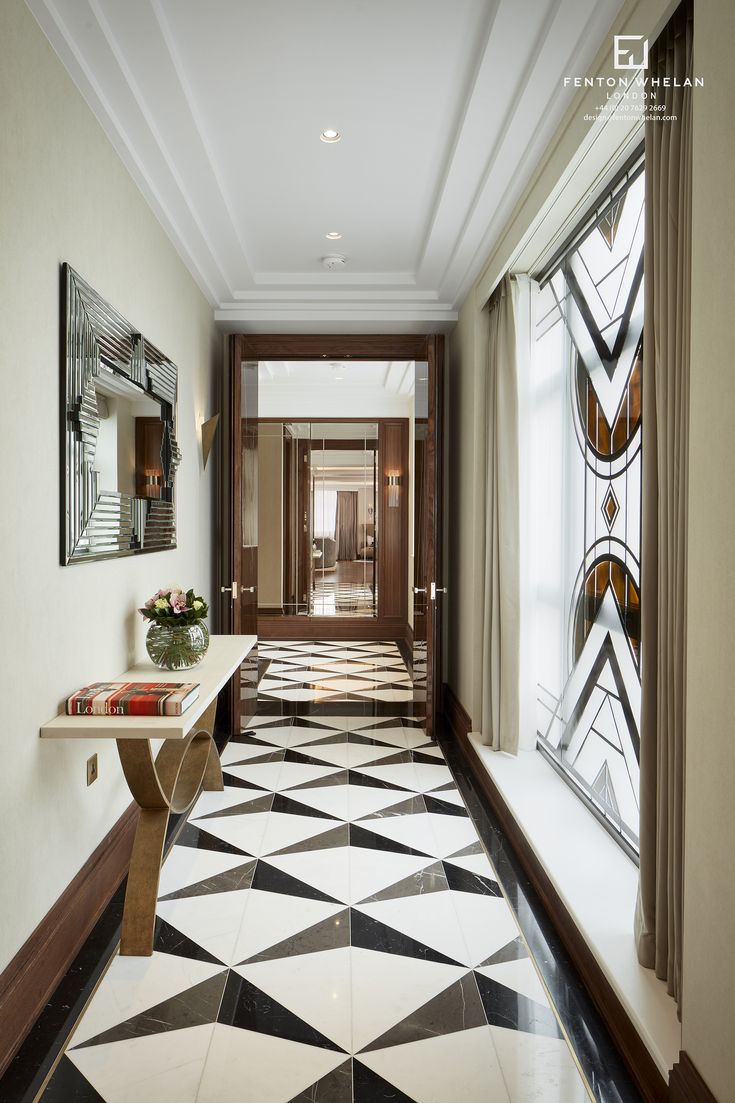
170,591 -> 189,614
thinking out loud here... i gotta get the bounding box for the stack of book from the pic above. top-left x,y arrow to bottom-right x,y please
66,682 -> 200,717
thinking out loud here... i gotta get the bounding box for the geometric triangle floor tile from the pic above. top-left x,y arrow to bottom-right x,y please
36,642 -> 596,1103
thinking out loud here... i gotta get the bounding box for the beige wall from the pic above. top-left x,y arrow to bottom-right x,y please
682,4 -> 735,1099
257,427 -> 283,607
0,0 -> 217,971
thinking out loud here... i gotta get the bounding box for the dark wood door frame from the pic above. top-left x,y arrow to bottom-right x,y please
227,334 -> 445,710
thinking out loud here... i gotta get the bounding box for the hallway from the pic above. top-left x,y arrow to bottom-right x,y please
37,642 -> 595,1102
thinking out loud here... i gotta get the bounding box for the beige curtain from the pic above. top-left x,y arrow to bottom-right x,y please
336,491 -> 358,561
635,0 -> 692,1010
477,274 -> 521,752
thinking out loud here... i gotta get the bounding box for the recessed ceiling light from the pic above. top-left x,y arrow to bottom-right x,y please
320,129 -> 341,143
325,231 -> 342,240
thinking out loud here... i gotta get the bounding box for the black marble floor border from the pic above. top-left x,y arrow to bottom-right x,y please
437,720 -> 644,1103
0,804 -> 198,1103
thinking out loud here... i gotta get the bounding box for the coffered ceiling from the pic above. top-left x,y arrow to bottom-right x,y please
27,0 -> 622,331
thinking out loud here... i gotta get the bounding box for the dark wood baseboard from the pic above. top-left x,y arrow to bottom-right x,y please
257,615 -> 406,640
669,1054 -> 718,1103
257,606 -> 284,616
0,803 -> 139,1077
442,680 -> 472,740
441,683 -> 668,1103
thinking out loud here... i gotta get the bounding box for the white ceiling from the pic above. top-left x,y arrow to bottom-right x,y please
28,0 -> 622,331
258,360 -> 413,418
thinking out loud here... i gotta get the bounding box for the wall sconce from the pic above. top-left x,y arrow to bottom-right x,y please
386,473 -> 401,508
144,471 -> 161,498
200,414 -> 220,469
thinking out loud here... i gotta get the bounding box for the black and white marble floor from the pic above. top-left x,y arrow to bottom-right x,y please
36,641 -> 595,1102
258,640 -> 414,706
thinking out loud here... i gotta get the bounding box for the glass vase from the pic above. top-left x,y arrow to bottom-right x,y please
146,621 -> 209,671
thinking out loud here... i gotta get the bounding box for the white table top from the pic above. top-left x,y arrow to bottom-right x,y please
40,635 -> 257,741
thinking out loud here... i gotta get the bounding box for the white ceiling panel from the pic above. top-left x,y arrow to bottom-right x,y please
27,0 -> 623,329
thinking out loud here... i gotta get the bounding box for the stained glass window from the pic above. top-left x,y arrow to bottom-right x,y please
530,157 -> 644,855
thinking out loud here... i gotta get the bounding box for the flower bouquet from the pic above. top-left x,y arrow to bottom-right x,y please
140,586 -> 210,670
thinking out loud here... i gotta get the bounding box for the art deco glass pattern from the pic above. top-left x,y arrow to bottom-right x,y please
531,163 -> 644,853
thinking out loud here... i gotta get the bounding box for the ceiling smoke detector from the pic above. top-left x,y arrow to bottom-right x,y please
322,254 -> 347,271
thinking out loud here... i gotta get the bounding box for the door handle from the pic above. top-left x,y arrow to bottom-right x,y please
243,586 -> 256,593
413,587 -> 427,594
430,582 -> 448,601
220,581 -> 239,600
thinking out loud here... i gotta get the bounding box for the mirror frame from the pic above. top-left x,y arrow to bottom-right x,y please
61,263 -> 181,565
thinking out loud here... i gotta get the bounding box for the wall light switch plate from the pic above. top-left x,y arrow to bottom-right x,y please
87,753 -> 98,786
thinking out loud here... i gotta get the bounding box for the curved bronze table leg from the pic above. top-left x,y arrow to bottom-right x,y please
116,697 -> 224,956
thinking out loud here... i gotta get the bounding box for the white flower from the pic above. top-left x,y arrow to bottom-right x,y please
154,597 -> 169,609
193,599 -> 203,611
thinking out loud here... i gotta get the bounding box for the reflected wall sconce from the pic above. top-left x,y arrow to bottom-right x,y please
386,473 -> 401,508
144,471 -> 162,498
200,414 -> 220,469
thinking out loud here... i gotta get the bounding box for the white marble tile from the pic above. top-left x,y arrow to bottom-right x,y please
197,1024 -> 347,1103
266,687 -> 341,702
489,1026 -> 591,1102
448,892 -> 522,968
445,850 -> 498,879
158,846 -> 251,899
354,762 -> 420,791
221,743 -> 280,766
234,947 -> 352,1052
220,762 -> 284,792
188,786 -> 264,820
231,889 -> 344,964
350,947 -> 465,1053
358,688 -> 415,702
283,784 -> 352,821
68,952 -> 225,1048
68,1023 -> 215,1103
357,1025 -> 512,1103
266,846 -> 351,904
291,742 -> 402,769
155,891 -> 251,965
357,812 -> 439,857
259,811 -> 340,855
187,812 -> 271,857
350,849 -> 436,903
427,814 -> 481,858
476,959 -> 550,1007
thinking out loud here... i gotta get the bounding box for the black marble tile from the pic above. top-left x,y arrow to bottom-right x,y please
353,1060 -> 417,1102
271,792 -> 343,820
252,860 -> 343,904
348,824 -> 433,859
195,793 -> 274,819
153,917 -> 225,965
284,770 -> 350,791
473,971 -> 563,1040
218,973 -> 344,1052
360,972 -> 484,1052
423,794 -> 469,818
356,795 -> 427,819
225,749 -> 286,766
71,971 -> 228,1049
350,909 -> 462,967
479,936 -> 529,966
282,748 -> 342,767
438,724 -> 644,1103
175,821 -> 251,856
443,861 -> 502,898
158,860 -> 256,901
288,1058 -> 353,1103
347,769 -> 414,792
37,1056 -> 107,1102
271,824 -> 350,856
241,909 -> 350,964
221,771 -> 272,792
356,861 -> 449,904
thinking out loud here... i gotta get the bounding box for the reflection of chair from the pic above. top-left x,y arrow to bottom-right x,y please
358,523 -> 375,560
314,537 -> 337,569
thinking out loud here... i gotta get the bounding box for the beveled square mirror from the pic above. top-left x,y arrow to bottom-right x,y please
62,264 -> 181,564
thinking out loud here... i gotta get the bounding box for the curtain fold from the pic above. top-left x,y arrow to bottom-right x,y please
477,274 -> 521,752
335,491 -> 358,560
635,0 -> 692,1010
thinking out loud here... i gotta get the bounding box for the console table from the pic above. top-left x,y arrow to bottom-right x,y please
40,634 -> 256,956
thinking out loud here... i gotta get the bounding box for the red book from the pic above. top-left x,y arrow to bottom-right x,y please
66,682 -> 200,717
